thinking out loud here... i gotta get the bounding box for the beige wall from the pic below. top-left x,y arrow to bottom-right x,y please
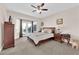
42,6 -> 79,40
0,5 -> 8,51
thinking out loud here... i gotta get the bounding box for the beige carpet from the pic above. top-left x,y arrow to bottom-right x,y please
0,37 -> 79,55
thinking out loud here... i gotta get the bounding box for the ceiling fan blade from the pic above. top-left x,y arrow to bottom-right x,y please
31,5 -> 37,8
41,9 -> 48,11
41,3 -> 44,7
32,10 -> 36,12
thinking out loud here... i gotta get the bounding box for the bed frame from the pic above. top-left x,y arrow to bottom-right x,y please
27,27 -> 56,46
27,37 -> 54,46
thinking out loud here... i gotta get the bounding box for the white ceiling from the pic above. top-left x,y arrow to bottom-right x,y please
3,3 -> 79,18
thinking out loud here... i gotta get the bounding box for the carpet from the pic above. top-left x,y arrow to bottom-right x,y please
0,37 -> 79,55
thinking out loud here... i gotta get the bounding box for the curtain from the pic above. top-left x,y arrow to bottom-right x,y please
19,19 -> 22,37
32,21 -> 33,33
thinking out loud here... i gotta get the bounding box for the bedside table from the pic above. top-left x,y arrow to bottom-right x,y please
54,33 -> 63,42
61,34 -> 71,44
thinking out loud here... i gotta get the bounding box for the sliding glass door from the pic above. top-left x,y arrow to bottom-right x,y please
22,20 -> 37,36
27,22 -> 32,33
22,21 -> 32,36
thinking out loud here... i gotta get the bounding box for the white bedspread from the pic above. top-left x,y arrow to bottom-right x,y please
28,32 -> 54,45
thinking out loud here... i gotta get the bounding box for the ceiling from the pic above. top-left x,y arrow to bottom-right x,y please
3,3 -> 79,19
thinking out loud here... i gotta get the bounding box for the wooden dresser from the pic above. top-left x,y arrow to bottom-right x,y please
3,22 -> 14,49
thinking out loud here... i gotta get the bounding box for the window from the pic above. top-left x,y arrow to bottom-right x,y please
28,22 -> 32,33
22,22 -> 27,35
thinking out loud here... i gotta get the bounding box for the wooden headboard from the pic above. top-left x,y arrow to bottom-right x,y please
42,27 -> 56,34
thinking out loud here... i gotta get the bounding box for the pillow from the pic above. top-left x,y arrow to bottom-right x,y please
42,29 -> 48,33
47,29 -> 52,33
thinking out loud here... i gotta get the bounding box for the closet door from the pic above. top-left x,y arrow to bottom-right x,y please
4,22 -> 14,49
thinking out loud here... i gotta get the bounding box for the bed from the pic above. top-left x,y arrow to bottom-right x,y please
27,27 -> 55,46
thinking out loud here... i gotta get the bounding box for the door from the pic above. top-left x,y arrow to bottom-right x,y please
22,21 -> 32,36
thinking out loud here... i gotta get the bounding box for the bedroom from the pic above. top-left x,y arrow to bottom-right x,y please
0,3 -> 79,55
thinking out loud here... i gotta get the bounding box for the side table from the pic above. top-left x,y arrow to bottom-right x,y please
61,34 -> 71,44
54,33 -> 63,42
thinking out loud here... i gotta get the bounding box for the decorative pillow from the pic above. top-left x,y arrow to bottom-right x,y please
47,29 -> 52,33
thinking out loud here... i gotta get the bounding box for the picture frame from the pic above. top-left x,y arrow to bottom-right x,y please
56,18 -> 63,25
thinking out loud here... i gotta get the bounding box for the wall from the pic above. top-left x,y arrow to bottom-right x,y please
0,5 -> 8,51
14,19 -> 20,39
37,19 -> 42,32
42,6 -> 79,40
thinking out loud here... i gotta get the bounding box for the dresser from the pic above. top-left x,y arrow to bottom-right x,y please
3,22 -> 14,49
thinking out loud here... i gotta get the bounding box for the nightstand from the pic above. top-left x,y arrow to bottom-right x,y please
61,34 -> 71,44
54,33 -> 71,43
54,33 -> 63,42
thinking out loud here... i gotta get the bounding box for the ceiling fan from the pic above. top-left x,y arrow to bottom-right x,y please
31,3 -> 48,14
